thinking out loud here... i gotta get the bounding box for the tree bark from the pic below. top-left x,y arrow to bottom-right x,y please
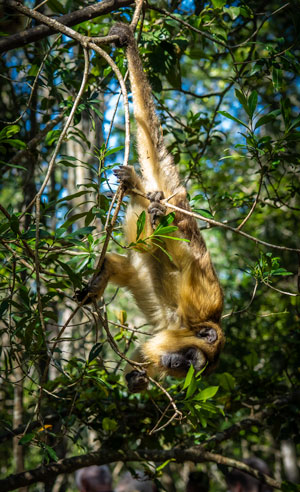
0,447 -> 281,492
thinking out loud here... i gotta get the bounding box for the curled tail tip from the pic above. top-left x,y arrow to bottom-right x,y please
109,23 -> 134,47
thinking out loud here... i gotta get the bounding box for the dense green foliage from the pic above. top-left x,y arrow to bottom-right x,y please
0,1 -> 299,491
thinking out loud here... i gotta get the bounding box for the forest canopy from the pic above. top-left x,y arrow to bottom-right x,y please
0,1 -> 299,491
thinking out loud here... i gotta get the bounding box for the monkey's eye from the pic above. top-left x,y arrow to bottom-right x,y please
195,326 -> 218,344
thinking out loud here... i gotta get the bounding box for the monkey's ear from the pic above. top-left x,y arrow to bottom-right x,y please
196,326 -> 218,344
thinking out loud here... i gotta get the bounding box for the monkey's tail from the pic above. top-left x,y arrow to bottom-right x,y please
109,23 -> 180,194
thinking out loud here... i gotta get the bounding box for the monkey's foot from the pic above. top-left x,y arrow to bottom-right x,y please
147,191 -> 166,228
126,370 -> 148,393
113,166 -> 138,191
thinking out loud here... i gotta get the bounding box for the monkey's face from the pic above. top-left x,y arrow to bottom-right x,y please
142,321 -> 225,378
160,346 -> 206,377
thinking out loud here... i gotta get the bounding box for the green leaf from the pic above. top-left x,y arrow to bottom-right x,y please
281,481 -> 300,492
102,417 -> 118,432
0,160 -> 27,170
159,212 -> 176,227
185,377 -> 198,399
105,145 -> 124,157
136,211 -> 146,240
272,67 -> 282,92
88,343 -> 103,363
9,214 -> 19,235
2,138 -> 26,149
152,241 -> 173,262
19,433 -> 35,445
44,444 -> 59,462
254,110 -> 281,130
224,6 -> 240,19
217,111 -> 249,129
61,212 -> 88,229
271,268 -> 293,276
0,124 -> 20,139
103,66 -> 112,78
0,299 -> 9,317
183,364 -> 195,390
235,89 -> 250,116
45,129 -> 61,146
244,351 -> 258,371
28,64 -> 39,77
193,386 -> 219,401
192,208 -> 214,219
154,235 -> 189,242
288,114 -> 300,131
57,260 -> 81,289
211,0 -> 226,8
248,90 -> 258,118
153,225 -> 178,236
199,415 -> 207,428
196,401 -> 219,413
280,98 -> 291,129
57,190 -> 91,203
218,372 -> 236,391
156,459 -> 176,472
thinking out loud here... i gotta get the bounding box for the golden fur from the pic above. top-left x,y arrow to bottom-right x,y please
81,23 -> 225,386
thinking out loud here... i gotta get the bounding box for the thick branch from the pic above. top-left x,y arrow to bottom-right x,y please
0,446 -> 281,492
1,0 -> 134,53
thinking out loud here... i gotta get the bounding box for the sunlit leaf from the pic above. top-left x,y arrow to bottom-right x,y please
218,111 -> 249,129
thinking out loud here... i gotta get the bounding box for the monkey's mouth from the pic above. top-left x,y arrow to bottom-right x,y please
160,347 -> 207,376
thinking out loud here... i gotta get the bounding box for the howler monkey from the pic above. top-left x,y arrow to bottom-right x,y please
78,23 -> 225,392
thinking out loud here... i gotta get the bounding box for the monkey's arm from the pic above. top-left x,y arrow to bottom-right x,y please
76,252 -> 140,303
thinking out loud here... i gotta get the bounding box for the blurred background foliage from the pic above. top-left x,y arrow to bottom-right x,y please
0,0 -> 299,490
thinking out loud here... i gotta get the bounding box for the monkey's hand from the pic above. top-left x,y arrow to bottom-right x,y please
75,260 -> 109,305
147,191 -> 166,228
125,370 -> 148,393
114,165 -> 141,192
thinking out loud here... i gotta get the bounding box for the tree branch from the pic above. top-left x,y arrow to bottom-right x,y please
0,0 -> 134,53
0,446 -> 281,492
12,1 -> 130,219
130,188 -> 300,253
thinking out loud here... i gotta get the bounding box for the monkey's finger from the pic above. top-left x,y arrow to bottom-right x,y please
147,190 -> 165,202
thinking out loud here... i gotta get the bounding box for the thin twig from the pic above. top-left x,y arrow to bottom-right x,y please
222,280 -> 258,319
261,278 -> 299,297
148,5 -> 228,49
237,172 -> 264,231
1,41 -> 58,125
229,3 -> 290,48
148,376 -> 183,425
130,0 -> 144,31
95,302 -> 149,368
130,188 -> 300,253
12,2 -> 130,219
